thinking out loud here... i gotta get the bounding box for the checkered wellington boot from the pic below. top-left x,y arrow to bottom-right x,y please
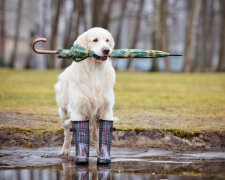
71,120 -> 89,164
97,119 -> 114,164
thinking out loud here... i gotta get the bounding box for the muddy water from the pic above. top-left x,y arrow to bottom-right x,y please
0,147 -> 225,180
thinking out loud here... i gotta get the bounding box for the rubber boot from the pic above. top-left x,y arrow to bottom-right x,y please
97,119 -> 114,164
71,120 -> 89,164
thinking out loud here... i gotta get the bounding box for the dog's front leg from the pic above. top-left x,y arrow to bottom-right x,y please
100,90 -> 114,120
61,127 -> 72,155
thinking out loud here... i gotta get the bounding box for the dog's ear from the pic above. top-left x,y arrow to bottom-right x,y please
73,32 -> 88,49
109,34 -> 115,49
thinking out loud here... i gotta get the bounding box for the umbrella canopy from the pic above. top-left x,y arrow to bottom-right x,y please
58,44 -> 181,62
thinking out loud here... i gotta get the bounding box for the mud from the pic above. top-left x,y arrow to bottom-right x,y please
1,128 -> 225,151
1,111 -> 225,150
0,147 -> 225,179
113,130 -> 225,150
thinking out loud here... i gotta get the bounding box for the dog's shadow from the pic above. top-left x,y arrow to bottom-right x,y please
62,162 -> 111,180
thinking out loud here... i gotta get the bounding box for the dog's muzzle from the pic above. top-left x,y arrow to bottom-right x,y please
95,55 -> 108,61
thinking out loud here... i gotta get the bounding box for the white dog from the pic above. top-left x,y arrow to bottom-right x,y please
54,27 -> 115,156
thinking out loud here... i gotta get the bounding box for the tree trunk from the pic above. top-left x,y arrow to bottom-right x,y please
40,0 -> 48,37
49,0 -> 63,69
150,0 -> 160,72
101,0 -> 115,29
0,0 -> 5,62
204,0 -> 215,71
183,0 -> 201,72
61,0 -> 76,69
115,0 -> 128,49
61,0 -> 87,69
25,0 -> 36,69
126,0 -> 145,70
197,0 -> 207,72
9,0 -> 23,68
160,0 -> 169,72
216,0 -> 225,72
92,0 -> 104,27
113,0 -> 128,71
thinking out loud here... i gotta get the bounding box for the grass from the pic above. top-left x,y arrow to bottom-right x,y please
0,68 -> 225,133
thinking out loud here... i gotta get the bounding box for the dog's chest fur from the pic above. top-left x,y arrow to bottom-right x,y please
71,59 -> 115,116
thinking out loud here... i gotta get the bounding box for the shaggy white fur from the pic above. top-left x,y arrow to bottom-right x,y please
54,27 -> 116,155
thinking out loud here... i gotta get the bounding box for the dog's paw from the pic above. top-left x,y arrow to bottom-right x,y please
60,148 -> 70,155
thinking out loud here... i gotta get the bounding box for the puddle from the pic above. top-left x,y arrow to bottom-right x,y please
0,147 -> 225,179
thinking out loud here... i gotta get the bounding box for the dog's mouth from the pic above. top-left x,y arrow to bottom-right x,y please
94,55 -> 108,61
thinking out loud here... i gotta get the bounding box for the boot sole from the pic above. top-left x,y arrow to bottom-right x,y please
74,161 -> 89,165
97,160 -> 111,165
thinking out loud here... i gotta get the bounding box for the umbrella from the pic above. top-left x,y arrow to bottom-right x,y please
32,38 -> 182,62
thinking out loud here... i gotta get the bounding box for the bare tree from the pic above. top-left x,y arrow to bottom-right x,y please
61,0 -> 77,69
25,0 -> 36,69
115,0 -> 128,49
101,0 -> 115,29
113,0 -> 128,71
216,0 -> 225,72
205,0 -> 215,71
199,0 -> 215,72
150,0 -> 160,72
0,0 -> 5,63
126,0 -> 145,70
92,0 -> 104,27
61,0 -> 87,68
160,0 -> 169,72
9,0 -> 23,68
49,0 -> 64,69
183,0 -> 201,72
196,0 -> 207,72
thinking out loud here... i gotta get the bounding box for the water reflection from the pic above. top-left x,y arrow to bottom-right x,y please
75,166 -> 89,180
1,161 -> 225,180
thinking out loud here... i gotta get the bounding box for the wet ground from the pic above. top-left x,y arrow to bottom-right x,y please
0,146 -> 225,179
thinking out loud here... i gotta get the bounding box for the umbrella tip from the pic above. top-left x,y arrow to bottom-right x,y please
168,53 -> 182,56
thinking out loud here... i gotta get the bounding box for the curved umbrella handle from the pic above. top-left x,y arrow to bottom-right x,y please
32,38 -> 59,54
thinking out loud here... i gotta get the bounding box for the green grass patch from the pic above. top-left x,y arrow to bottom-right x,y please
0,68 -> 224,133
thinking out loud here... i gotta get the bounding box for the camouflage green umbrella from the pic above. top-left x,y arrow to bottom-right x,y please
32,38 -> 182,62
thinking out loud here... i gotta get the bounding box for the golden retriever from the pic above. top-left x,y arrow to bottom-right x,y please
54,27 -> 115,155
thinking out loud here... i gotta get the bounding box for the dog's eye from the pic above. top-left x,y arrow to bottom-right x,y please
106,39 -> 109,42
93,38 -> 98,42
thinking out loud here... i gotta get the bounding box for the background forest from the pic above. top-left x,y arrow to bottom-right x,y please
0,0 -> 224,72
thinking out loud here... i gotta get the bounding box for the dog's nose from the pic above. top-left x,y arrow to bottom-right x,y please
102,47 -> 110,55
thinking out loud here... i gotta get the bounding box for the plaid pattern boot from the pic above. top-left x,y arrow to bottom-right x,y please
97,119 -> 114,164
71,120 -> 89,164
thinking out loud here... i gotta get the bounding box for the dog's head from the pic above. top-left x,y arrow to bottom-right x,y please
73,27 -> 115,62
